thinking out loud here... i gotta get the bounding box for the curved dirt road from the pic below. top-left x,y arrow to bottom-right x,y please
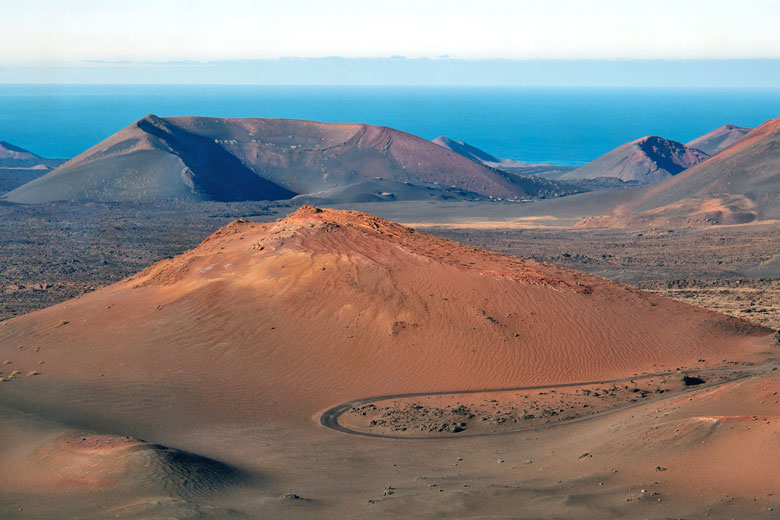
320,369 -> 759,440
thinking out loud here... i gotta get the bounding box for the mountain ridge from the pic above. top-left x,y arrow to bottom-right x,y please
4,116 -> 574,203
574,116 -> 780,227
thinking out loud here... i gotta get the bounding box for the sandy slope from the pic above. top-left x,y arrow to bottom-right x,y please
0,206 -> 776,518
0,206 -> 768,418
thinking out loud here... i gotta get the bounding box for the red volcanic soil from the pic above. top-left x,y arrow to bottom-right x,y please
0,206 -> 777,518
0,429 -> 237,500
1,434 -> 146,491
0,206 -> 769,424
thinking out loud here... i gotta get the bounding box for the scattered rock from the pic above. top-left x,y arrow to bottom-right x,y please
682,375 -> 706,386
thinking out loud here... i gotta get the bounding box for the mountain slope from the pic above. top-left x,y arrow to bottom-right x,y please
4,116 -> 572,203
165,117 -> 567,199
610,116 -> 780,224
562,136 -> 710,184
0,206 -> 769,426
687,124 -> 752,156
432,136 -> 502,163
3,115 -> 294,203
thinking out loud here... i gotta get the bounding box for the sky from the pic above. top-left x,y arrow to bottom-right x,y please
2,0 -> 780,85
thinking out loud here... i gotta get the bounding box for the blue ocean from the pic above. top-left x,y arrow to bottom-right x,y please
1,85 -> 779,166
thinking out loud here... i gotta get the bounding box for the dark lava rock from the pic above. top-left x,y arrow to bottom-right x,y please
446,422 -> 466,433
682,375 -> 706,387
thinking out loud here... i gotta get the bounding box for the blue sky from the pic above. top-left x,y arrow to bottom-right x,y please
2,1 -> 780,85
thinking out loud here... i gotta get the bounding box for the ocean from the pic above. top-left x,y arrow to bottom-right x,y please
1,85 -> 779,166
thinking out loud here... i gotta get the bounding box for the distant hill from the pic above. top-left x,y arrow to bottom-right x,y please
0,141 -> 67,194
0,141 -> 65,170
622,116 -> 780,222
561,136 -> 710,184
432,135 -> 575,179
3,116 -> 295,203
686,124 -> 752,156
575,116 -> 780,227
4,116 -> 574,203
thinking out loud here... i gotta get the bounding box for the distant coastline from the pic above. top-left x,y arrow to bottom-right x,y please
4,58 -> 780,87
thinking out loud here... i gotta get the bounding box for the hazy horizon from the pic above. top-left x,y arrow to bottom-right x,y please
3,58 -> 780,87
4,0 -> 780,86
6,1 -> 780,64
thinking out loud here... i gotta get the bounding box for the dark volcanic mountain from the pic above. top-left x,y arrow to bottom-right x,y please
0,141 -> 65,170
610,116 -> 780,224
562,136 -> 710,184
3,116 -> 295,203
0,141 -> 67,195
686,124 -> 752,156
4,116 -> 571,203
